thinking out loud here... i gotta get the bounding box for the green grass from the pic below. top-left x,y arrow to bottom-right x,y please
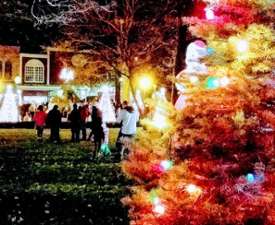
0,128 -> 130,225
0,128 -> 120,150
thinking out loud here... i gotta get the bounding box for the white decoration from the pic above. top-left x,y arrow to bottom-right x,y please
175,40 -> 209,110
97,85 -> 116,123
0,85 -> 20,123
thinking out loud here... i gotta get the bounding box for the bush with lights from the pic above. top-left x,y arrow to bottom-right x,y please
122,0 -> 275,224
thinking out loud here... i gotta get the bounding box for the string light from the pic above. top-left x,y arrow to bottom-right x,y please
205,76 -> 220,89
153,203 -> 166,215
186,184 -> 202,196
60,68 -> 74,82
189,75 -> 199,84
160,160 -> 173,171
138,76 -> 153,90
246,173 -> 255,183
219,76 -> 230,87
205,7 -> 215,20
236,39 -> 249,53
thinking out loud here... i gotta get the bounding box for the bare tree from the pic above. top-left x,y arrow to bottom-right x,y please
31,0 -> 190,105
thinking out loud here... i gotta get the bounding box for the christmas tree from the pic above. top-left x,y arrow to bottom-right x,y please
122,1 -> 275,225
0,85 -> 19,123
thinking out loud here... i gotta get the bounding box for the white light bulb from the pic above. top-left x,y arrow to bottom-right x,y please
189,76 -> 199,84
153,203 -> 165,215
205,7 -> 215,20
186,184 -> 202,196
219,76 -> 230,87
236,40 -> 249,53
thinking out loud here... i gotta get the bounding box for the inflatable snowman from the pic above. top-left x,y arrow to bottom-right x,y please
175,40 -> 209,110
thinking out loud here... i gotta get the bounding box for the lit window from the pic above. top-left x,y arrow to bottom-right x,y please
24,59 -> 45,83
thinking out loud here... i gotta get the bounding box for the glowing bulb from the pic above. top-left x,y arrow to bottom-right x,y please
139,76 -> 153,90
205,76 -> 219,89
219,76 -> 230,87
153,203 -> 165,215
205,7 -> 215,20
189,75 -> 199,84
14,76 -> 21,84
186,184 -> 202,196
246,173 -> 255,183
160,160 -> 173,171
60,68 -> 74,82
236,40 -> 249,53
152,112 -> 169,129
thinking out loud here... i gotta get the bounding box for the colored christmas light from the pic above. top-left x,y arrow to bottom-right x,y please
207,47 -> 214,55
160,160 -> 173,171
149,189 -> 159,204
205,76 -> 220,89
246,173 -> 255,183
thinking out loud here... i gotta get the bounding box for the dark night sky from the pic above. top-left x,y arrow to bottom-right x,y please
0,0 -> 61,52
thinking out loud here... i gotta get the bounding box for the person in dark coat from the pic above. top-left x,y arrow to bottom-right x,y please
79,105 -> 89,141
47,105 -> 62,143
90,106 -> 104,157
68,104 -> 81,143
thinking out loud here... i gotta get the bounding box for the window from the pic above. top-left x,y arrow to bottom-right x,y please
5,61 -> 12,80
24,59 -> 45,83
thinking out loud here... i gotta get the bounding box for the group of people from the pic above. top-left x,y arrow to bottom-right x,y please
32,100 -> 139,158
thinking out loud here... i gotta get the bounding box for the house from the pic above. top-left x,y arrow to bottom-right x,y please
0,45 -> 118,123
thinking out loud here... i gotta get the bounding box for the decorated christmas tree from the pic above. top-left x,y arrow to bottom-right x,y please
0,85 -> 19,123
122,1 -> 275,224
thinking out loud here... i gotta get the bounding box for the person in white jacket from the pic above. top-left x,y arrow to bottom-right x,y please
117,105 -> 139,137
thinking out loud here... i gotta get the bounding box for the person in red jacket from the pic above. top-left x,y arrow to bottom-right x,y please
33,105 -> 47,141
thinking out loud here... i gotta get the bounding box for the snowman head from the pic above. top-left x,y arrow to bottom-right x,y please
185,40 -> 208,63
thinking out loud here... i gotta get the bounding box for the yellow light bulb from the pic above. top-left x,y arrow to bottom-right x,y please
139,76 -> 153,90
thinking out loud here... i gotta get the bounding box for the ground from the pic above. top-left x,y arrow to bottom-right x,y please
0,128 -> 130,225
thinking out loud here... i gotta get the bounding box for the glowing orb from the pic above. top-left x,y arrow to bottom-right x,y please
60,68 -> 74,82
246,173 -> 255,183
236,40 -> 249,53
189,75 -> 199,84
153,203 -> 165,215
205,76 -> 219,89
220,76 -> 230,87
160,160 -> 173,171
186,184 -> 202,196
205,7 -> 215,20
139,76 -> 153,90
14,76 -> 21,84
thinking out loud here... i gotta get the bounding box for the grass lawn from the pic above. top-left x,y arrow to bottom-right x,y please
0,128 -> 120,149
0,128 -> 130,225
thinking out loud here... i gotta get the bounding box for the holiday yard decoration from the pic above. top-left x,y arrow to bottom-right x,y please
122,0 -> 275,224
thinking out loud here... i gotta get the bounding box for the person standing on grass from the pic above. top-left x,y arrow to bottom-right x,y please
90,106 -> 104,158
47,105 -> 62,143
79,104 -> 90,141
116,105 -> 139,151
115,100 -> 128,149
33,105 -> 47,141
68,104 -> 81,143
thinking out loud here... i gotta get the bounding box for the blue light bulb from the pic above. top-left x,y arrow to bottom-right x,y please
205,77 -> 219,89
246,173 -> 255,183
207,47 -> 214,55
